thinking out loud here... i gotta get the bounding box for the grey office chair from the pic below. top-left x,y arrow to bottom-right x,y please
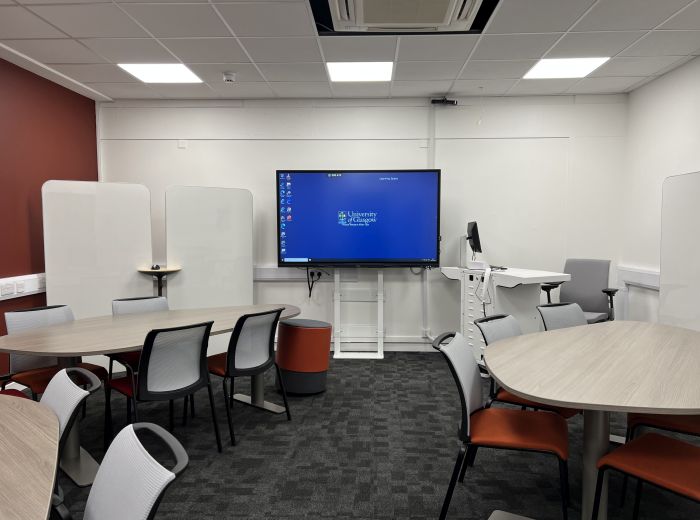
53,422 -> 188,520
474,314 -> 578,419
537,303 -> 588,331
105,321 -> 222,452
433,332 -> 569,520
3,305 -> 107,400
207,308 -> 290,445
541,259 -> 619,323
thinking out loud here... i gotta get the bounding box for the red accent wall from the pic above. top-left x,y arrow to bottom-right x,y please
0,58 -> 98,371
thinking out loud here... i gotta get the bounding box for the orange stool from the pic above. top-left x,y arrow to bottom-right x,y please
276,319 -> 332,394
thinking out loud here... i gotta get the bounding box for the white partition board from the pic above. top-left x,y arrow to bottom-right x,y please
659,172 -> 700,329
42,180 -> 153,319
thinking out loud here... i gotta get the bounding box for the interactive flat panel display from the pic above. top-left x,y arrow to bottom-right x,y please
276,170 -> 440,267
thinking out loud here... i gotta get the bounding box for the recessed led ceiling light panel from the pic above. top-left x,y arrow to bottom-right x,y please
118,63 -> 202,83
523,57 -> 610,79
326,62 -> 394,82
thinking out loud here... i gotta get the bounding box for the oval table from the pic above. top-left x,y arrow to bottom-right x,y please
484,320 -> 700,520
0,395 -> 59,520
0,303 -> 300,487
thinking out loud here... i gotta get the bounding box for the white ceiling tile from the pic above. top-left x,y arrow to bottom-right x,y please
122,4 -> 229,37
661,1 -> 700,29
188,63 -> 263,83
509,78 -> 580,95
621,31 -> 700,57
396,34 -> 477,61
0,6 -> 66,38
450,79 -> 517,96
85,82 -> 160,98
240,37 -> 321,63
390,80 -> 452,97
487,0 -> 595,34
460,60 -> 536,79
28,5 -> 147,38
117,0 -> 208,3
2,39 -> 103,63
207,81 -> 275,98
331,83 -> 391,98
150,83 -> 220,98
394,61 -> 463,80
567,76 -> 646,94
269,82 -> 332,98
546,31 -> 645,58
0,0 -> 16,4
257,62 -> 326,82
54,63 -> 137,82
320,36 -> 396,61
161,38 -> 249,63
215,2 -> 315,37
80,38 -> 176,63
590,55 -> 686,76
472,34 -> 562,60
573,0 -> 692,31
18,0 -> 110,3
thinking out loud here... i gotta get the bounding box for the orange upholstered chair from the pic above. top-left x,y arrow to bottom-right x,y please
433,332 -> 570,520
592,432 -> 700,520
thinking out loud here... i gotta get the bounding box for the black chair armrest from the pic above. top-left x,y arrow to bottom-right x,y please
432,332 -> 456,351
541,282 -> 564,303
602,288 -> 619,296
602,288 -> 620,321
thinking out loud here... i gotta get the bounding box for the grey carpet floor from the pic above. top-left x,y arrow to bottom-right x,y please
61,352 -> 700,519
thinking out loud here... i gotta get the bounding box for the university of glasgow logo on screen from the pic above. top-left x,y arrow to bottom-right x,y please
338,210 -> 378,227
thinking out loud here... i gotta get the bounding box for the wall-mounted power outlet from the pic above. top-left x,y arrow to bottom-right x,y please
1,283 -> 15,296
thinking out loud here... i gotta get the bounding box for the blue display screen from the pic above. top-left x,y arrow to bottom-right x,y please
276,170 -> 440,266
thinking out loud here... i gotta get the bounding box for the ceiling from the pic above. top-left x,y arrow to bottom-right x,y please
1,0 -> 700,100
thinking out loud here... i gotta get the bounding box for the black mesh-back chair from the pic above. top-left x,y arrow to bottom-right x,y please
207,308 -> 290,445
433,332 -> 570,520
106,321 -> 222,452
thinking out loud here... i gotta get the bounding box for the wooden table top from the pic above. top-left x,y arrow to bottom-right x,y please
484,320 -> 700,415
0,304 -> 300,357
0,396 -> 59,520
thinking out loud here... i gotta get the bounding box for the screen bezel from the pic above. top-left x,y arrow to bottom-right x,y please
276,169 -> 441,268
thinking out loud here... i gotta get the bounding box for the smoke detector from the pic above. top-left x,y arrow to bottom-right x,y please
222,71 -> 237,83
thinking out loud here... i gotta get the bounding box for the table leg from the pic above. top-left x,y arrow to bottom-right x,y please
58,357 -> 100,487
582,410 -> 610,520
233,373 -> 286,414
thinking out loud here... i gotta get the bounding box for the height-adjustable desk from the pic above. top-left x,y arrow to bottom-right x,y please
441,267 -> 570,360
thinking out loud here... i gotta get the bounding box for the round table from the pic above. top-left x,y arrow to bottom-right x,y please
484,320 -> 700,520
0,303 -> 300,487
0,395 -> 59,520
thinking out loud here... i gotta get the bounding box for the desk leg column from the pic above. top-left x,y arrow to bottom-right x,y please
582,410 -> 609,520
58,357 -> 100,487
232,374 -> 286,414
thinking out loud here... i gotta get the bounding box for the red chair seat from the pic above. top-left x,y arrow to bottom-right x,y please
470,407 -> 569,460
108,351 -> 141,370
495,388 -> 580,419
108,376 -> 136,397
0,389 -> 30,399
207,353 -> 227,377
598,432 -> 700,501
628,413 -> 700,436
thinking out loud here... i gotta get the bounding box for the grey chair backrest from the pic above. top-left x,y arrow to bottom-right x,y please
432,332 -> 483,439
560,259 -> 610,314
83,422 -> 188,520
4,305 -> 73,374
112,297 -> 169,316
474,314 -> 522,346
537,303 -> 588,331
227,308 -> 284,373
40,368 -> 101,453
138,322 -> 213,399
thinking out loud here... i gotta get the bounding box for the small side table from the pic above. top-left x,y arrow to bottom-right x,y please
137,266 -> 181,296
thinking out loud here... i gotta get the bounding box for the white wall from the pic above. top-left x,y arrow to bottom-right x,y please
621,56 -> 700,322
98,95 -> 626,346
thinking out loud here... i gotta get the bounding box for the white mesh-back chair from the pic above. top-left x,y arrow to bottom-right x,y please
537,303 -> 588,331
207,308 -> 290,446
54,422 -> 188,520
474,315 -> 579,420
433,332 -> 570,520
3,305 -> 107,400
108,297 -> 178,428
541,259 -> 619,323
105,321 -> 222,452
